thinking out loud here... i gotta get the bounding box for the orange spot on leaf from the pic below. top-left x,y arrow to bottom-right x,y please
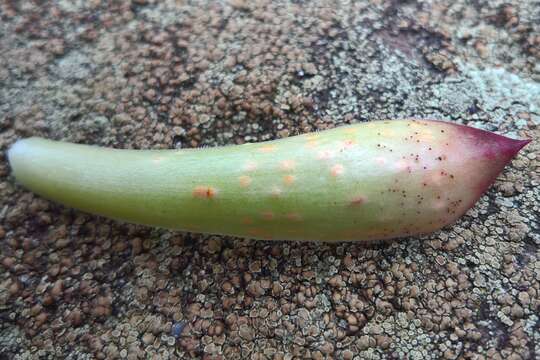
283,175 -> 296,185
261,211 -> 274,220
239,175 -> 252,188
286,213 -> 303,221
243,160 -> 257,172
340,139 -> 357,150
331,164 -> 345,177
305,139 -> 319,149
280,159 -> 296,171
316,149 -> 335,160
258,144 -> 277,153
349,195 -> 366,207
241,217 -> 253,225
193,186 -> 218,199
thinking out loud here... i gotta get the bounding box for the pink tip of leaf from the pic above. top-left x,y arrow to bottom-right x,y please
452,122 -> 530,162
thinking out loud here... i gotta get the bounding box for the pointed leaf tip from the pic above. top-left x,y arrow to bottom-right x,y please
452,122 -> 530,162
489,135 -> 530,161
512,138 -> 531,152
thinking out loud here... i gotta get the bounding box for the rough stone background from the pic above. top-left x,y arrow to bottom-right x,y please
0,0 -> 539,359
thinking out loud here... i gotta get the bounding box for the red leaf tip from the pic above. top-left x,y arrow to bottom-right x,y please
451,122 -> 530,162
488,136 -> 530,161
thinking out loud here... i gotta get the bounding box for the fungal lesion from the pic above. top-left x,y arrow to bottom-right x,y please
349,195 -> 367,207
283,175 -> 296,185
258,144 -> 277,153
243,160 -> 258,172
192,185 -> 218,199
285,213 -> 303,222
261,211 -> 274,221
238,175 -> 252,188
316,149 -> 335,160
339,139 -> 357,151
279,159 -> 296,171
330,164 -> 345,177
305,139 -> 319,149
